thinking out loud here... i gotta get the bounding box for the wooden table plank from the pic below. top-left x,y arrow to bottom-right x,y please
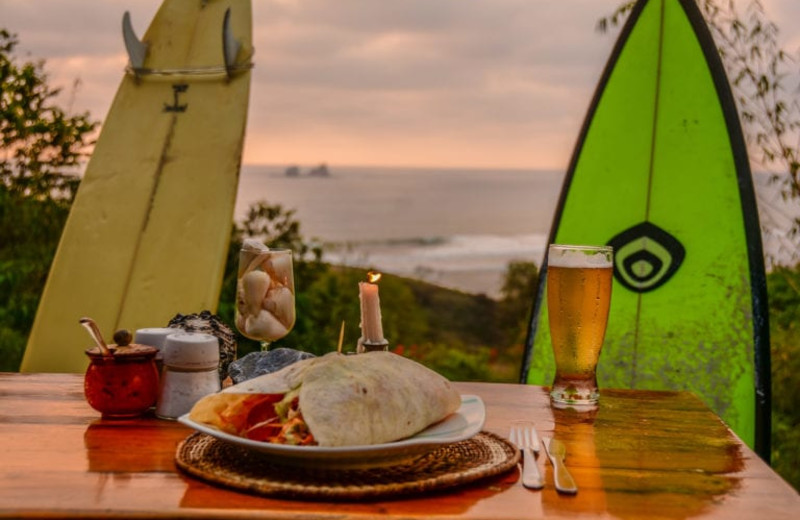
0,373 -> 797,519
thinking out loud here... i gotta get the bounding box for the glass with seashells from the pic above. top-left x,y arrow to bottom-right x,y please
235,239 -> 296,351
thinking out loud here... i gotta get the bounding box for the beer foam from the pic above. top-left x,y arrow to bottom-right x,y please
548,245 -> 613,268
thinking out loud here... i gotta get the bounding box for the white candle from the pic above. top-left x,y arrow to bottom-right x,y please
359,281 -> 385,343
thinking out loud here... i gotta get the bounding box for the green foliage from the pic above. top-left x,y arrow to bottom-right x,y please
0,29 -> 98,371
595,0 -> 635,34
499,260 -> 539,345
403,277 -> 502,347
298,265 -> 528,382
0,187 -> 71,369
295,268 -> 429,356
217,198 -> 531,381
294,266 -> 365,354
699,1 -> 800,196
0,29 -> 97,202
395,343 -> 493,382
764,264 -> 800,330
767,266 -> 800,490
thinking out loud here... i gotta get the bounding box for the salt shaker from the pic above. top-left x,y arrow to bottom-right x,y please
155,332 -> 221,420
134,327 -> 174,373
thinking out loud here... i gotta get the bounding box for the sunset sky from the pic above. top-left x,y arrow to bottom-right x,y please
3,0 -> 800,170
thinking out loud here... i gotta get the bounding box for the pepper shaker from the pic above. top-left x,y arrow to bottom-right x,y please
155,332 -> 221,420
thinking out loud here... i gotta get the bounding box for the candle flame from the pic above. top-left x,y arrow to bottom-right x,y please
367,271 -> 382,283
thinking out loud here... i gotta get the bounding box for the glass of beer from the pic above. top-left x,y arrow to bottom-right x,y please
547,244 -> 613,407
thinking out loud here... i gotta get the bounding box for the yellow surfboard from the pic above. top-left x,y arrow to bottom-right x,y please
22,0 -> 253,372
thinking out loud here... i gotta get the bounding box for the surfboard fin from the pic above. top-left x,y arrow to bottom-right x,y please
120,7 -> 251,80
122,11 -> 148,73
223,8 -> 241,77
223,7 -> 251,77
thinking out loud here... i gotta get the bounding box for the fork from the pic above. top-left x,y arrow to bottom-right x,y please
509,421 -> 544,490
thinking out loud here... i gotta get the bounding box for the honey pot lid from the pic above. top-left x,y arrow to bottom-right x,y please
85,343 -> 158,359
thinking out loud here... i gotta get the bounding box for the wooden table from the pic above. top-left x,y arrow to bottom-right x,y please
1,372 -> 797,519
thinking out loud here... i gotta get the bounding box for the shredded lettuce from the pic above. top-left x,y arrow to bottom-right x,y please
274,386 -> 300,422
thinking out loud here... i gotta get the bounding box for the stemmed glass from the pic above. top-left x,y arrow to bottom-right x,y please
235,240 -> 296,351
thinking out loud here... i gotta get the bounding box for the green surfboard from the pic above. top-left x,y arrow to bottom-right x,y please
521,0 -> 770,459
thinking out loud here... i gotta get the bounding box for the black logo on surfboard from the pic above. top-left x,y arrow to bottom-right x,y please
607,222 -> 685,293
164,84 -> 188,113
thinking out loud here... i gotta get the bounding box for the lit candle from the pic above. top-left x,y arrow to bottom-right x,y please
359,272 -> 385,344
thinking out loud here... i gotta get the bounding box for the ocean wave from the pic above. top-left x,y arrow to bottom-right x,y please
324,233 -> 548,273
324,236 -> 449,248
321,233 -> 546,297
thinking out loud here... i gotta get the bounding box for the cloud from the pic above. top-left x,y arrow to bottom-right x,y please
4,0 -> 798,169
243,0 -> 620,167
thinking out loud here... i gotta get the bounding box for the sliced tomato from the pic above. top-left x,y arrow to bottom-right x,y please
243,393 -> 284,430
245,417 -> 283,442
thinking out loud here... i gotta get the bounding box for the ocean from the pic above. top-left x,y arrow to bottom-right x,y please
234,165 -> 563,298
234,165 -> 797,298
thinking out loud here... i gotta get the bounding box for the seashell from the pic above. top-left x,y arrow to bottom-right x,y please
245,252 -> 272,276
236,312 -> 247,333
236,282 -> 248,316
261,297 -> 277,313
242,238 -> 269,252
265,285 -> 295,328
241,270 -> 270,316
239,240 -> 269,277
245,310 -> 288,342
264,253 -> 293,287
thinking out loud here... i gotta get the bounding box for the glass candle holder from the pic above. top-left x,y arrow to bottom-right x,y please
235,242 -> 296,351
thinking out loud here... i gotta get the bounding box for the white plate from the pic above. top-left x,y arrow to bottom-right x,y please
178,394 -> 485,469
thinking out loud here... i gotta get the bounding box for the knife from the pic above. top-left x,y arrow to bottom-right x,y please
543,437 -> 578,494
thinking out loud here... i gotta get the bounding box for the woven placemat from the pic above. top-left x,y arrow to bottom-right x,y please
175,431 -> 519,500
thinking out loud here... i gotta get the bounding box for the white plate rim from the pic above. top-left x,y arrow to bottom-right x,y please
177,394 -> 485,459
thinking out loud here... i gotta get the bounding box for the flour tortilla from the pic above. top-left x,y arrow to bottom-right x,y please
189,351 -> 461,446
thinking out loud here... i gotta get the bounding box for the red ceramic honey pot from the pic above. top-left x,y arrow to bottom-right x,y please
84,344 -> 159,418
81,318 -> 159,418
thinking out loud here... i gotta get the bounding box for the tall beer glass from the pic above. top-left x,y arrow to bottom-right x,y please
547,244 -> 613,407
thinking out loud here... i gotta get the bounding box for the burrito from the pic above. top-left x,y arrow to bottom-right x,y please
189,351 -> 461,447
